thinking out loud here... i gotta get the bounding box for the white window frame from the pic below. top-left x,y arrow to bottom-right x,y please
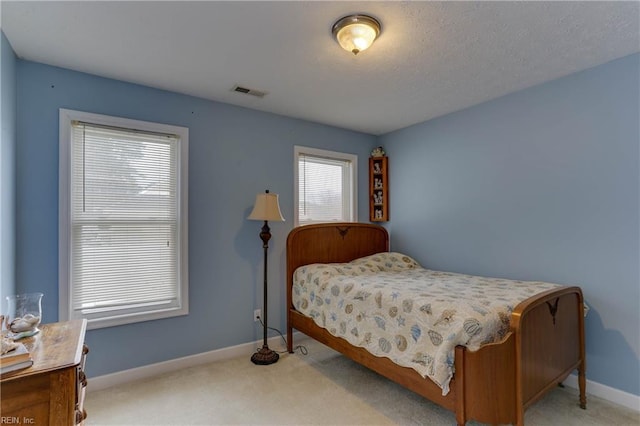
59,109 -> 189,329
294,145 -> 357,227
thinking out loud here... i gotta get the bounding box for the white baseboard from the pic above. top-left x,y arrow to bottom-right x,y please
89,337 -> 639,414
88,333 -> 303,393
563,374 -> 640,412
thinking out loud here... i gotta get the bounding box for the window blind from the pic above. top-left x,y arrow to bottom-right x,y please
298,153 -> 351,225
70,122 -> 180,315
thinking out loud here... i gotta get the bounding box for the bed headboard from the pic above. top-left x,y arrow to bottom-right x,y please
286,223 -> 389,291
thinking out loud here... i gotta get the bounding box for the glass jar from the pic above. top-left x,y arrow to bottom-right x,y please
4,293 -> 43,335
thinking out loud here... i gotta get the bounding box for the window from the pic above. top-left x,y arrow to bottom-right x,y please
294,146 -> 357,226
59,109 -> 188,329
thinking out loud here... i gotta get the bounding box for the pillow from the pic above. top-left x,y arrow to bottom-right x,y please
350,252 -> 421,272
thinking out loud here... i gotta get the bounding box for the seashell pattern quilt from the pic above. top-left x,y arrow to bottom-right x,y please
292,252 -> 560,395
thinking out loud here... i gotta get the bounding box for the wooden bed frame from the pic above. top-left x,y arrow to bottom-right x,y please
286,223 -> 586,426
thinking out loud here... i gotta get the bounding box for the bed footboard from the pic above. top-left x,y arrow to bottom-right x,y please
511,286 -> 586,425
454,286 -> 586,426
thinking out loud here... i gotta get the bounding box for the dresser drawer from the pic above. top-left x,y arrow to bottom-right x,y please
0,373 -> 50,424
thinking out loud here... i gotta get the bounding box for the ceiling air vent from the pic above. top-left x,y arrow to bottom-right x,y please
231,85 -> 267,98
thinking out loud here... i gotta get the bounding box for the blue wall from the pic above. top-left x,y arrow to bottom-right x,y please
1,32 -> 16,302
380,54 -> 640,396
10,44 -> 639,397
15,60 -> 376,376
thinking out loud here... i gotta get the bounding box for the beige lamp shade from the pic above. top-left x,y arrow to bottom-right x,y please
248,191 -> 285,222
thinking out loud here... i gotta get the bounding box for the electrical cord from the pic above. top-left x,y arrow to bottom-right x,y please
256,316 -> 308,355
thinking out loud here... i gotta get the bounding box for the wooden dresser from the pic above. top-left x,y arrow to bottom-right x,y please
1,320 -> 89,425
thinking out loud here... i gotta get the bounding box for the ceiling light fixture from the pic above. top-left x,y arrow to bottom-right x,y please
332,14 -> 381,55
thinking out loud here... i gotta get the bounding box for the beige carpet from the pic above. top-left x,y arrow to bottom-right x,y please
85,339 -> 639,425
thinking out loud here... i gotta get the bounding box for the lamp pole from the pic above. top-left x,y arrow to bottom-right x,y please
251,220 -> 279,365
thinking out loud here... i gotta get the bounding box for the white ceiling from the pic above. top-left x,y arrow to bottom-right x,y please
2,1 -> 639,135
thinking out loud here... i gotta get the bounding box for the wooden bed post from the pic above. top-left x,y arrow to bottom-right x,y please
515,330 -> 525,426
287,312 -> 294,353
577,292 -> 587,409
286,256 -> 294,353
454,346 -> 466,426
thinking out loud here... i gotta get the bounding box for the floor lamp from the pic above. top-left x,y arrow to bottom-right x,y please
248,189 -> 285,365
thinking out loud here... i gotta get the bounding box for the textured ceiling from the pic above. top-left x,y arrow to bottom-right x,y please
2,1 -> 639,135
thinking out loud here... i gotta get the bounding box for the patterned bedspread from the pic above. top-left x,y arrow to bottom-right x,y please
292,252 -> 560,395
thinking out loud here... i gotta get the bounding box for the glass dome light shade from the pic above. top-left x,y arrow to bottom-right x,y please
332,15 -> 381,55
